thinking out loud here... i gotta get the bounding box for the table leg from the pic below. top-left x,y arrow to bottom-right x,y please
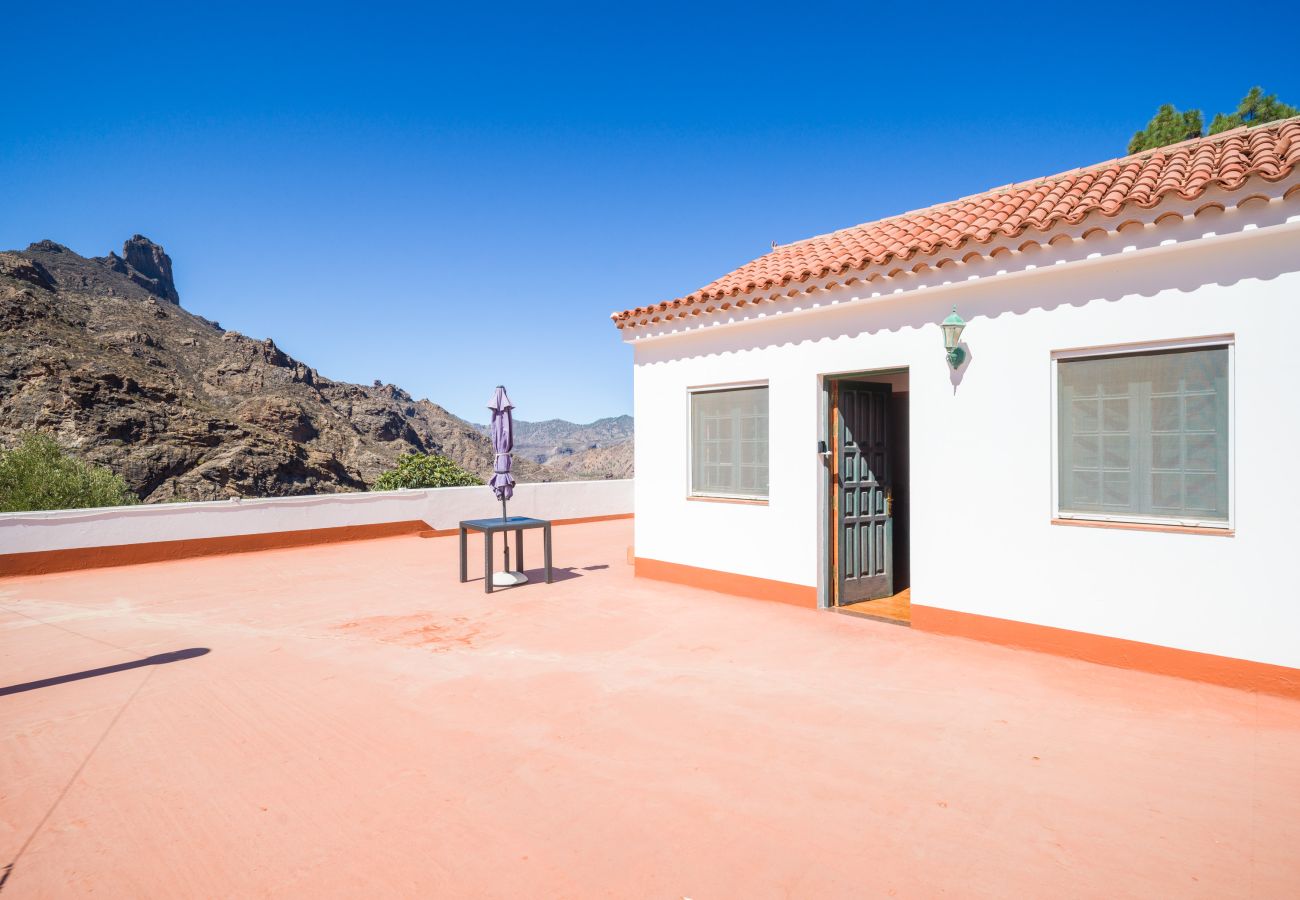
515,528 -> 524,573
458,526 -> 467,583
544,524 -> 553,584
484,530 -> 493,594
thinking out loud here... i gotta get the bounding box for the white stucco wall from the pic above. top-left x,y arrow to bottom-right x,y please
0,479 -> 633,555
629,177 -> 1300,668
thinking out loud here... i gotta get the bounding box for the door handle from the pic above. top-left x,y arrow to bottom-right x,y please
885,489 -> 893,518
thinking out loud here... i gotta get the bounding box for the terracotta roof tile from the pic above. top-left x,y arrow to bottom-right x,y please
613,117 -> 1300,328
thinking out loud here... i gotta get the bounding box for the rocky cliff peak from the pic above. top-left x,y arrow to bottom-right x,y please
118,235 -> 179,304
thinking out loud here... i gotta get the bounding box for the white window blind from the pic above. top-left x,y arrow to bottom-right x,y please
1057,345 -> 1230,523
690,386 -> 769,499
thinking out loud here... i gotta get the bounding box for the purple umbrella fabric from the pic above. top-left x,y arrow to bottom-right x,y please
487,385 -> 515,504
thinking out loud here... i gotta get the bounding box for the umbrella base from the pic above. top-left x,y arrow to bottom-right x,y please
491,570 -> 529,587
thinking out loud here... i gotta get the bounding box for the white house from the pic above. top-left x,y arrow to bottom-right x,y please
614,118 -> 1300,696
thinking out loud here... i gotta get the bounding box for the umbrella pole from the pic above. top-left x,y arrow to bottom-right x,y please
502,499 -> 510,572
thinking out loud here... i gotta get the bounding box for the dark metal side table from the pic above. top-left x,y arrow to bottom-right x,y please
458,516 -> 553,593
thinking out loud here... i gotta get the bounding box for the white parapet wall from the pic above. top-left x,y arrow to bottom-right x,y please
0,479 -> 634,556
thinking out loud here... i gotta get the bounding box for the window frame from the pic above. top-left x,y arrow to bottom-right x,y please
686,381 -> 770,502
1049,336 -> 1235,531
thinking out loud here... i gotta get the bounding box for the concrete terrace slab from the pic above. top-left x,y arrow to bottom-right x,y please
2,519 -> 1298,898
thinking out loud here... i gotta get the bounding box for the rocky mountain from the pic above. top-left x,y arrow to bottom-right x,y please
476,415 -> 634,476
511,415 -> 633,449
540,440 -> 633,479
0,236 -> 555,502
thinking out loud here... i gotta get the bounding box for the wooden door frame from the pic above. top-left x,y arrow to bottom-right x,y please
819,367 -> 909,609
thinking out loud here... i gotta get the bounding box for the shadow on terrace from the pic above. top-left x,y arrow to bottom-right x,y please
0,647 -> 210,697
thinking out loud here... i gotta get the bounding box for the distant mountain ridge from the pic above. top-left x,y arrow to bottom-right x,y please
508,415 -> 633,447
0,236 -> 558,501
474,414 -> 633,477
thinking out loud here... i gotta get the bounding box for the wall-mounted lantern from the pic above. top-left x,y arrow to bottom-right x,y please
942,306 -> 967,369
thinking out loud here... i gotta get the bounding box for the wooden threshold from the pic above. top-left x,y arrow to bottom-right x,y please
835,587 -> 911,625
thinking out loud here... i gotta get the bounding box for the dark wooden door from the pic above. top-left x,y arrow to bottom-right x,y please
837,382 -> 893,603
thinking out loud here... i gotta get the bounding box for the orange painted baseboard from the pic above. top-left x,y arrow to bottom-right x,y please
0,520 -> 432,577
550,513 -> 634,527
0,512 -> 634,578
634,557 -> 817,608
912,604 -> 1300,700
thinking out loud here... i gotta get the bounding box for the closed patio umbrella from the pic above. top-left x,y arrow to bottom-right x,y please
488,385 -> 515,512
487,386 -> 524,586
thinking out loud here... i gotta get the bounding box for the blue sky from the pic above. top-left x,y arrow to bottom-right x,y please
3,2 -> 1297,424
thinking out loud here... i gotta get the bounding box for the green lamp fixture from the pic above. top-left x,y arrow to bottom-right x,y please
942,306 -> 967,369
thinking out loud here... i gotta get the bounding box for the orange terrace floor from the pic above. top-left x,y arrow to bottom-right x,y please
2,519 -> 1299,898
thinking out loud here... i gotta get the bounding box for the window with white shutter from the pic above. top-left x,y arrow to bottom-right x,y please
1055,343 -> 1231,526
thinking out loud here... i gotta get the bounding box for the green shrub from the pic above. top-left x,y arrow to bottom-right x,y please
372,453 -> 481,491
0,433 -> 140,512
